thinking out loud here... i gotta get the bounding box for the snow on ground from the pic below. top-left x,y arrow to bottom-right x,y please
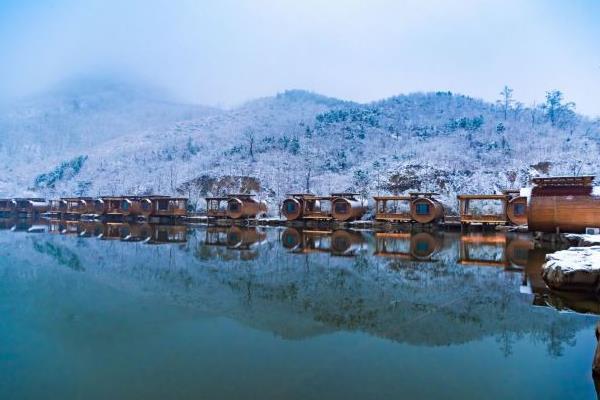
542,246 -> 600,292
564,234 -> 600,247
1,79 -> 599,215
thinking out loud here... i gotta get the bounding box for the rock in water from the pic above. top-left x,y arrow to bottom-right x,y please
542,246 -> 600,292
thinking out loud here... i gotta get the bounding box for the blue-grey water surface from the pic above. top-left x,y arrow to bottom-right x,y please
0,220 -> 598,399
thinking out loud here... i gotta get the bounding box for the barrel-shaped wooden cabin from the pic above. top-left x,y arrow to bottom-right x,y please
281,193 -> 323,221
457,194 -> 509,226
374,193 -> 444,224
10,198 -> 49,216
226,194 -> 267,219
528,175 -> 600,233
409,192 -> 445,224
503,190 -> 528,226
330,193 -> 366,222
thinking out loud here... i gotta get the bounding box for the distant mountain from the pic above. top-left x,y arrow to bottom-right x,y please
1,81 -> 598,212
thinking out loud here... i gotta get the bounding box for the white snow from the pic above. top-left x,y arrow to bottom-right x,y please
542,246 -> 600,291
564,234 -> 600,247
1,80 -> 599,216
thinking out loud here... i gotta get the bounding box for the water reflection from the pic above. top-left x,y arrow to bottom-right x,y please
281,228 -> 366,257
1,218 -> 599,399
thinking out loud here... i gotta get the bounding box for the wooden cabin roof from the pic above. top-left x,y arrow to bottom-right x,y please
227,194 -> 256,198
286,193 -> 316,198
457,194 -> 508,200
60,197 -> 95,201
331,192 -> 360,197
532,175 -> 594,187
12,197 -> 46,201
373,195 -> 412,201
409,192 -> 439,197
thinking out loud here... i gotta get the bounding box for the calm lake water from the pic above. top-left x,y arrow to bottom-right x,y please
1,219 -> 599,399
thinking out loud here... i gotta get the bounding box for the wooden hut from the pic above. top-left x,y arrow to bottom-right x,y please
226,194 -> 267,219
117,196 -> 153,217
148,196 -> 187,219
528,176 -> 600,233
60,197 -> 96,217
457,194 -> 509,226
11,198 -> 49,216
409,192 -> 445,224
330,193 -> 366,222
96,196 -> 124,217
281,193 -> 322,221
373,196 -> 413,222
0,199 -> 13,216
297,196 -> 333,220
206,197 -> 229,218
504,190 -> 528,226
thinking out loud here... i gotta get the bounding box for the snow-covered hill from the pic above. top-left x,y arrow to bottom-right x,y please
1,80 -> 598,213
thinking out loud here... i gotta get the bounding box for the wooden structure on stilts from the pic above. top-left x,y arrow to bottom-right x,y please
457,194 -> 510,227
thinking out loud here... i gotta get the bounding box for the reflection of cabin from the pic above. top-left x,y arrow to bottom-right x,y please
374,193 -> 444,224
147,225 -> 187,244
459,233 -> 533,269
331,193 -> 366,222
280,228 -> 364,256
457,194 -> 509,226
206,197 -> 229,218
226,194 -> 268,219
226,226 -> 267,250
528,176 -> 600,233
504,190 -> 528,226
201,226 -> 265,260
374,232 -> 441,261
9,198 -> 49,216
458,233 -> 508,267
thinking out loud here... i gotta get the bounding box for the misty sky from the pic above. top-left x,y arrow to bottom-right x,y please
1,0 -> 598,115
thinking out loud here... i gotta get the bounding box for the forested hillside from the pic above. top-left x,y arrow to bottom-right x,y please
1,80 -> 598,214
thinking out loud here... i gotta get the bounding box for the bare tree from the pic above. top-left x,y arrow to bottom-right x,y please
498,86 -> 514,121
244,128 -> 256,160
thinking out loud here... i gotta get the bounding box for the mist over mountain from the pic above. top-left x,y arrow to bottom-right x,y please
0,78 -> 598,212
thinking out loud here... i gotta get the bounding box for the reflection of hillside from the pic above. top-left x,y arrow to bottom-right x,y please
0,226 -> 595,356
